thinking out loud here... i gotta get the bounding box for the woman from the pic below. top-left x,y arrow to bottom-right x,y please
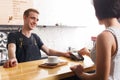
70,0 -> 120,80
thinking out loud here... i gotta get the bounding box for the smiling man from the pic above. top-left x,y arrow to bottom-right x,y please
3,8 -> 70,68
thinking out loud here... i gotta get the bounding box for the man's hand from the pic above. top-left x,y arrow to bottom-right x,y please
3,58 -> 18,68
63,52 -> 71,58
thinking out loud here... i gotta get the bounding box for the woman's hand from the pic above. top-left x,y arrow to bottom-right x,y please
78,47 -> 90,56
70,64 -> 84,78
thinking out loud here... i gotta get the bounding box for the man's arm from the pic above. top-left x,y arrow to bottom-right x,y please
7,43 -> 16,59
41,45 -> 70,58
3,43 -> 18,68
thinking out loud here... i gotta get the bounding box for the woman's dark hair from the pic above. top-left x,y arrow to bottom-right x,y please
93,0 -> 120,20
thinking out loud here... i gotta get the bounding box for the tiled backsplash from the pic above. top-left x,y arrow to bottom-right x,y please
0,25 -> 94,61
32,26 -> 94,57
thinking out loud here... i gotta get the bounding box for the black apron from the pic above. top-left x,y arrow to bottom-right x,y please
16,32 -> 41,63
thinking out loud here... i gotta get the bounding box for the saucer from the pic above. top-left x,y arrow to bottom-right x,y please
39,61 -> 68,68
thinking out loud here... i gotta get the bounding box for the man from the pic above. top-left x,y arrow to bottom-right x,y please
3,8 -> 70,68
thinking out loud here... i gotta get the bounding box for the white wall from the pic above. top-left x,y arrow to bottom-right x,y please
33,0 -> 98,27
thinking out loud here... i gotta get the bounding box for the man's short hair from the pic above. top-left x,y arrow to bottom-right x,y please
23,8 -> 39,17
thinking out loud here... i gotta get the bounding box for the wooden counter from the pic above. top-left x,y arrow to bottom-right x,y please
0,56 -> 95,80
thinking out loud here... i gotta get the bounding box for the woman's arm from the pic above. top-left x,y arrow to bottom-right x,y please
70,31 -> 116,80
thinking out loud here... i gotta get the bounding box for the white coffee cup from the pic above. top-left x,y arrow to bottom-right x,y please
47,56 -> 59,64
